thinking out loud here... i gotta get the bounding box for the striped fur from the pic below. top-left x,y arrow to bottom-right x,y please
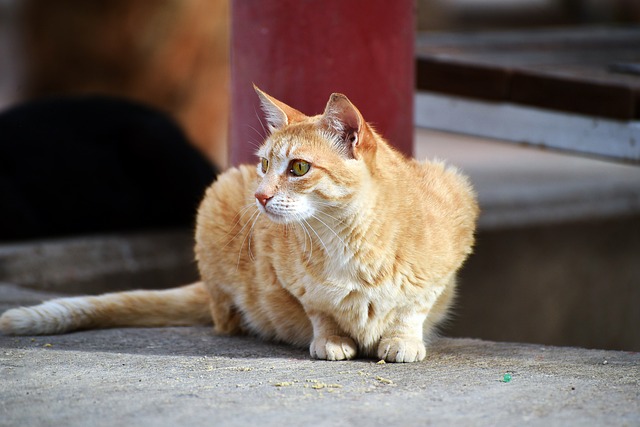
1,88 -> 479,362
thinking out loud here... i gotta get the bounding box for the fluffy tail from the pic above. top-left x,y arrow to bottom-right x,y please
0,282 -> 212,335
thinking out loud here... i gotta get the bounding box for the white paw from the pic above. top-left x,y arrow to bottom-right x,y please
377,337 -> 426,363
310,335 -> 357,361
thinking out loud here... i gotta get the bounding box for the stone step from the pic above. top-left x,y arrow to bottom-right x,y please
414,127 -> 640,230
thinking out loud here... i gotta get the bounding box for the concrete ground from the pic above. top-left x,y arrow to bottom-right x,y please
1,284 -> 639,427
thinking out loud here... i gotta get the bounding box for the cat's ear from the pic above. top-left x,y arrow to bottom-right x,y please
321,93 -> 371,159
254,85 -> 305,133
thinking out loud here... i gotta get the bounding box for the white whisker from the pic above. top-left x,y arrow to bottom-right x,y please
302,217 -> 329,255
247,139 -> 263,151
246,211 -> 262,262
247,125 -> 265,141
314,209 -> 347,226
253,107 -> 269,137
311,214 -> 348,251
236,210 -> 261,271
295,215 -> 313,265
219,202 -> 260,249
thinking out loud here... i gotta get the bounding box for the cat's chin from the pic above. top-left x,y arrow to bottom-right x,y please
263,210 -> 314,226
260,208 -> 293,224
261,210 -> 296,225
257,203 -> 311,225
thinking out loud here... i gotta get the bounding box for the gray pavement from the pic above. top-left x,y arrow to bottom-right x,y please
1,283 -> 639,427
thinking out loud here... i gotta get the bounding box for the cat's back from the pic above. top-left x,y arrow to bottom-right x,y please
399,156 -> 479,271
416,158 -> 477,218
380,144 -> 477,224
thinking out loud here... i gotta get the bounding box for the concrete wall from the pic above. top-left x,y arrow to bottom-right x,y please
448,215 -> 640,351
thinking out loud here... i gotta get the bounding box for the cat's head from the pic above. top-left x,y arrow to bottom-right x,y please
253,86 -> 378,224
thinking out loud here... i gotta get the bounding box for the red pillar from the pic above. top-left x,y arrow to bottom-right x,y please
230,0 -> 415,166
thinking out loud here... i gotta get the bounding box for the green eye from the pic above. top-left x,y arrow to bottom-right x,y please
290,160 -> 310,176
260,158 -> 269,173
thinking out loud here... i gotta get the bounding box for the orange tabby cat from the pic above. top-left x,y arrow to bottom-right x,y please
0,87 -> 478,362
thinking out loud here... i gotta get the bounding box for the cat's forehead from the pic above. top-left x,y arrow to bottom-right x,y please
259,134 -> 298,160
257,126 -> 326,161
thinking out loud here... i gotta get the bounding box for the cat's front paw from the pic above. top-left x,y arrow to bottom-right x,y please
310,335 -> 357,361
377,337 -> 426,363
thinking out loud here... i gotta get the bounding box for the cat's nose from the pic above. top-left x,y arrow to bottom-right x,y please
255,192 -> 272,208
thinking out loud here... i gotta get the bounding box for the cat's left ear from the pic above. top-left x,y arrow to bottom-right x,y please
321,93 -> 372,159
254,85 -> 306,133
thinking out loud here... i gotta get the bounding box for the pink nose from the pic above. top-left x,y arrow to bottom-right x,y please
255,192 -> 272,207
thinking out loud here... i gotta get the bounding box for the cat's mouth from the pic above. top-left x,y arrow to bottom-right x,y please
262,208 -> 280,219
257,204 -> 291,224
263,211 -> 294,224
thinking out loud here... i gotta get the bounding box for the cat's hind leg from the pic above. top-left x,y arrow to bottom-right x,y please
206,285 -> 244,335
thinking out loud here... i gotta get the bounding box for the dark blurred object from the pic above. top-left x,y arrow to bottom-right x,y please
417,0 -> 640,32
0,96 -> 218,241
609,62 -> 640,77
416,27 -> 640,121
15,0 -> 229,167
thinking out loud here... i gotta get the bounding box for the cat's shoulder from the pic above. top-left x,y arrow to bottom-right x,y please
199,164 -> 257,212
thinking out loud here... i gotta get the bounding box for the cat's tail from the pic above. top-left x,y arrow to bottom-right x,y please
0,282 -> 212,335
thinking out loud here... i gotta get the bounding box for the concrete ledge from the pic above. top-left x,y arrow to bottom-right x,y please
1,284 -> 639,426
414,128 -> 640,230
0,229 -> 198,294
453,215 -> 640,351
415,91 -> 640,162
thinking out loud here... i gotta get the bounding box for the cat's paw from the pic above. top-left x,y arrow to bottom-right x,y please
310,335 -> 357,361
377,337 -> 426,363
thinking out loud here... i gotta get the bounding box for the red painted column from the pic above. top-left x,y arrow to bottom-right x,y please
230,0 -> 415,166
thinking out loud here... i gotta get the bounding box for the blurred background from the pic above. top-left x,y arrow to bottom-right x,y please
0,0 -> 638,351
0,0 -> 229,166
2,0 -> 639,165
418,0 -> 640,30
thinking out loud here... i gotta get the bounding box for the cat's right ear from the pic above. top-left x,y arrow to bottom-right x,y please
321,93 -> 373,160
254,85 -> 305,133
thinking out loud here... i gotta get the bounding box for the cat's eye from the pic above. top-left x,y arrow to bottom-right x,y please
290,160 -> 310,176
260,158 -> 269,173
